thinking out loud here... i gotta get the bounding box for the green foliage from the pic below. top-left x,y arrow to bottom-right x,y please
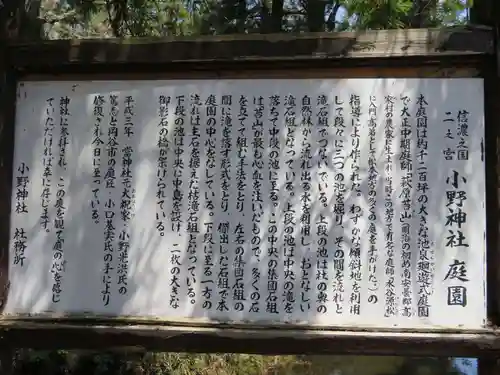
39,0 -> 470,38
6,351 -> 470,375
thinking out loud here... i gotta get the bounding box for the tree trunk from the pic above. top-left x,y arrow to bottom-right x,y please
410,0 -> 437,28
270,0 -> 284,33
306,0 -> 325,32
236,0 -> 247,33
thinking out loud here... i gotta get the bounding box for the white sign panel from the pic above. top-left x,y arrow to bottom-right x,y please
5,78 -> 486,329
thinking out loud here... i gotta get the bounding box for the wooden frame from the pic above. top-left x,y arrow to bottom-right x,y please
7,27 -> 494,67
0,26 -> 500,361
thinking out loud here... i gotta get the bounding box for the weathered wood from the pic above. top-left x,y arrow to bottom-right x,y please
0,349 -> 13,375
0,18 -> 497,357
18,65 -> 482,81
470,0 -> 495,27
0,314 -> 495,333
0,47 -> 12,317
0,1 -> 20,316
483,50 -> 500,330
7,26 -> 494,69
1,322 -> 500,356
479,357 -> 500,375
480,0 -> 500,333
0,56 -> 494,355
478,0 -> 500,369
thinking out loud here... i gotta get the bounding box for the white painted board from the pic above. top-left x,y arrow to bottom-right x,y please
5,78 -> 486,329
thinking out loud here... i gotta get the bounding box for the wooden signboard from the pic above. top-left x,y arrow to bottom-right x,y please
0,27 -> 499,359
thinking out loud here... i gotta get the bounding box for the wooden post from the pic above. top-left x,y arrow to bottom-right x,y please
479,358 -> 500,375
0,349 -> 13,375
477,0 -> 500,369
470,0 -> 494,25
0,0 -> 40,370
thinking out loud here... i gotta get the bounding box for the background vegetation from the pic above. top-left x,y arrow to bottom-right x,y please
5,350 -> 474,374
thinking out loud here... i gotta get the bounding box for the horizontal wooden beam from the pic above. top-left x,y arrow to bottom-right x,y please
7,26 -> 494,69
1,322 -> 500,356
